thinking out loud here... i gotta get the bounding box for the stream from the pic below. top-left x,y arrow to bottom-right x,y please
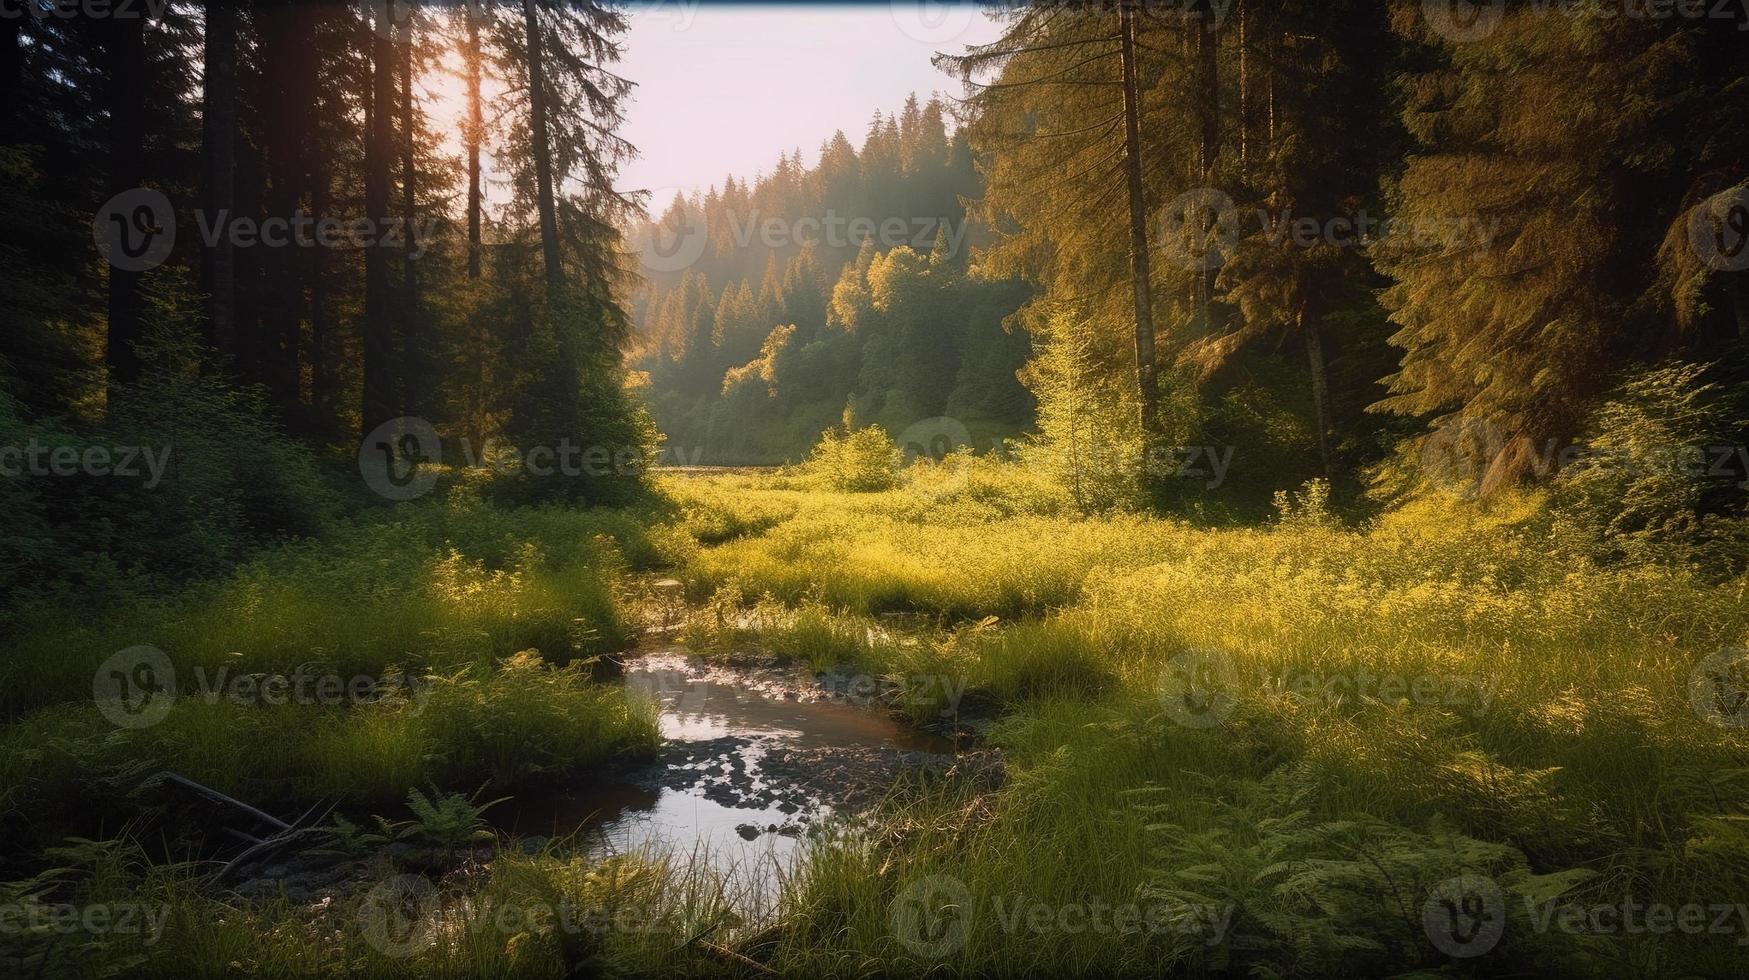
496,650 -> 964,900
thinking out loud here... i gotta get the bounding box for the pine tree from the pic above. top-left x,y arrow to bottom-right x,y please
1374,6 -> 1749,493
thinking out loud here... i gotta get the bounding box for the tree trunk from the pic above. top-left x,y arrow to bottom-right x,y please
307,11 -> 334,435
200,2 -> 237,362
105,13 -> 147,402
399,10 -> 434,420
1195,2 -> 1220,320
233,141 -> 263,382
1196,5 -> 1219,178
400,14 -> 418,308
258,5 -> 314,417
465,4 -> 484,279
362,0 -> 398,434
1266,33 -> 1277,145
522,0 -> 564,291
1,14 -> 21,145
1119,3 -> 1160,440
1300,297 -> 1333,479
310,153 -> 334,433
1237,0 -> 1248,172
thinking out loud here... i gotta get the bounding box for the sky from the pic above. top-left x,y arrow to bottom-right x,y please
615,3 -> 1006,200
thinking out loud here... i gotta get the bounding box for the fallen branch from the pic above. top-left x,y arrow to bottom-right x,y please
159,772 -> 290,832
214,798 -> 338,882
214,827 -> 327,882
699,941 -> 777,976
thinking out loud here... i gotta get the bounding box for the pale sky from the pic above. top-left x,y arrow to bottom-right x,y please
615,3 -> 1005,200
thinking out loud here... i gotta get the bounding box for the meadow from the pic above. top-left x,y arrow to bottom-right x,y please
671,463 -> 1749,978
4,458 -> 1745,977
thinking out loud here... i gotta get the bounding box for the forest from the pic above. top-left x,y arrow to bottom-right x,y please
626,96 -> 1035,463
2,1 -> 1748,978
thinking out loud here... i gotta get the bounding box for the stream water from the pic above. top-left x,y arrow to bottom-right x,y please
497,650 -> 958,898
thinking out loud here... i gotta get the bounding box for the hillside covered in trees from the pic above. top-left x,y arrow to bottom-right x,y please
627,96 -> 1034,463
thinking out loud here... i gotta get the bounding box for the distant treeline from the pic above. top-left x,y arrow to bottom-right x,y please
627,95 -> 1035,463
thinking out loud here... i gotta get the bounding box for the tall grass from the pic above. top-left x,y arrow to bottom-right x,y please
0,492 -> 675,847
7,467 -> 1747,977
659,470 -> 1749,977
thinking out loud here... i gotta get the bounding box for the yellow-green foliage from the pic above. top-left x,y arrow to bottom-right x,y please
0,651 -> 657,823
1,494 -> 650,719
2,837 -> 730,979
803,424 -> 903,492
0,496 -> 665,839
664,469 -> 1749,978
10,468 -> 1748,978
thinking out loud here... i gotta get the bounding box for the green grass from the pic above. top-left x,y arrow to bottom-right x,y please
6,469 -> 1748,978
656,470 -> 1749,977
0,491 -> 674,849
1,835 -> 744,979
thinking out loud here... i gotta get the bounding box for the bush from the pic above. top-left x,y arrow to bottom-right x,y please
804,424 -> 902,492
0,324 -> 337,615
1550,361 -> 1749,573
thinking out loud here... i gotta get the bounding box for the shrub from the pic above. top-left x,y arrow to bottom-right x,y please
804,424 -> 902,492
1550,361 -> 1749,573
0,310 -> 337,615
